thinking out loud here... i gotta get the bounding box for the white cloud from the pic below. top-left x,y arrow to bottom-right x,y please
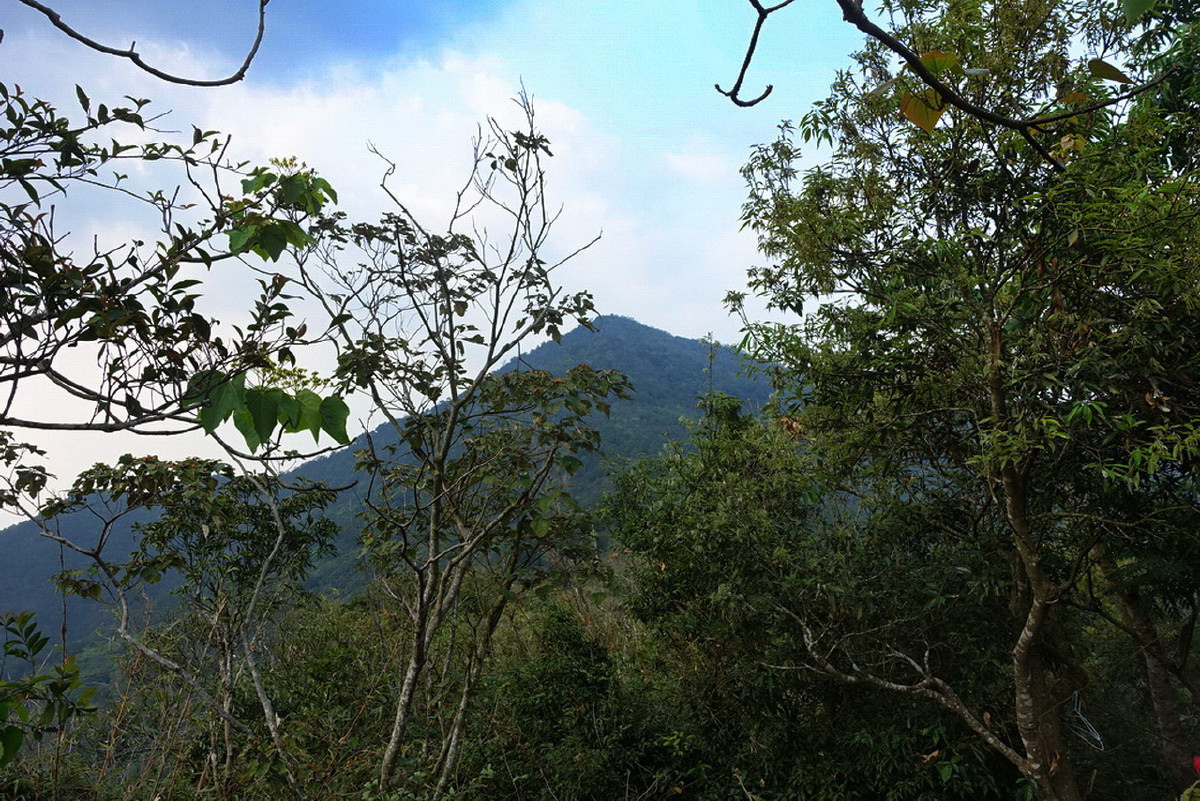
1,10 -> 803,503
664,138 -> 740,185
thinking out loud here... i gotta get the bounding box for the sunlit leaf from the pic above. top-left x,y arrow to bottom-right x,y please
1087,58 -> 1135,85
900,89 -> 946,132
918,51 -> 959,72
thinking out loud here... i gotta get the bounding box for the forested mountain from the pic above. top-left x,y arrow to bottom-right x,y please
0,315 -> 767,649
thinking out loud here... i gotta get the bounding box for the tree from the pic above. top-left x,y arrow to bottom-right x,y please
0,611 -> 95,778
0,76 -> 350,776
297,95 -> 630,794
726,0 -> 1200,796
0,83 -> 348,486
36,455 -> 336,796
605,395 -> 1014,798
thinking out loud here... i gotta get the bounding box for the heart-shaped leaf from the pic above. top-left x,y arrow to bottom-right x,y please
900,89 -> 946,132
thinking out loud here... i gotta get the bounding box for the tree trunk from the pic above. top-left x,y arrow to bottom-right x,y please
992,320 -> 1083,801
1012,614 -> 1082,801
379,623 -> 427,789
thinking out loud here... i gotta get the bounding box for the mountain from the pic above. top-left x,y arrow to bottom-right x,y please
0,316 -> 769,648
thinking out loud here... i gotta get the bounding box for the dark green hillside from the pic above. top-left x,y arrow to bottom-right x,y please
0,316 -> 767,647
299,315 -> 769,589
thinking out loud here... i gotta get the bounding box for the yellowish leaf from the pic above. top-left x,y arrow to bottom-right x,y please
900,89 -> 946,132
919,50 -> 959,72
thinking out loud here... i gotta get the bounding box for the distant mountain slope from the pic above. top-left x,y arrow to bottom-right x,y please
0,316 -> 769,645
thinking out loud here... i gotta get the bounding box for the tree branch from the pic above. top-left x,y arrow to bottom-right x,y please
15,0 -> 268,87
716,0 -> 798,106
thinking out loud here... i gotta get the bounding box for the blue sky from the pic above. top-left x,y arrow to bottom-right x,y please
2,0 -> 861,489
6,0 -> 859,340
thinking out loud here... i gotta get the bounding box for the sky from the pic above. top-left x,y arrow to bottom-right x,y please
1,0 -> 862,497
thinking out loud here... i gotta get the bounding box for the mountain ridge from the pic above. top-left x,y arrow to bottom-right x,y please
0,315 -> 769,647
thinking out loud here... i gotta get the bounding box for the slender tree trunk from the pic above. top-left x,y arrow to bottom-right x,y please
379,616 -> 428,789
989,318 -> 1083,801
1012,613 -> 1081,801
220,632 -> 236,800
1004,472 -> 1082,801
433,594 -> 510,796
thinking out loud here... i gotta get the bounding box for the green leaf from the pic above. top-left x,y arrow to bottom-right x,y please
0,725 -> 24,770
1122,0 -> 1156,21
293,389 -> 324,441
255,224 -> 289,261
244,387 -> 283,445
1087,58 -> 1135,85
227,226 -> 257,255
275,391 -> 301,429
241,170 -> 277,195
900,89 -> 946,132
232,408 -> 262,453
198,378 -> 245,434
272,219 -> 312,249
319,395 -> 351,445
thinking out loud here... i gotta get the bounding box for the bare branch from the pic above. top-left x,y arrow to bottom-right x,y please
716,0 -> 799,106
15,0 -> 269,87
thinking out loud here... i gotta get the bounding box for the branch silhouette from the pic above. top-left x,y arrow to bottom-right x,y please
15,0 -> 268,86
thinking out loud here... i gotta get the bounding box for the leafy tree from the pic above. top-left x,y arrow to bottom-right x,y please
299,95 -> 631,793
0,82 -> 348,497
723,0 -> 1200,797
35,456 -> 336,796
0,79 -> 351,777
606,396 -> 1012,799
0,612 -> 95,777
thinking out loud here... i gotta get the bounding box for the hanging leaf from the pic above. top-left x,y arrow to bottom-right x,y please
319,395 -> 351,445
900,89 -> 946,132
292,388 -> 324,441
1122,0 -> 1156,21
1087,58 -> 1135,85
244,387 -> 284,446
232,408 -> 262,453
0,725 -> 23,770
